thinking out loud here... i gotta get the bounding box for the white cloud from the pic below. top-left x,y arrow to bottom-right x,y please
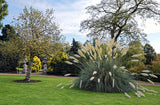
140,19 -> 160,34
5,0 -> 101,36
53,0 -> 101,35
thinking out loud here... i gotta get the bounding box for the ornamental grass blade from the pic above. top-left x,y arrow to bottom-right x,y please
120,66 -> 125,69
131,59 -> 139,62
129,82 -> 135,89
147,79 -> 154,85
65,61 -> 73,65
137,91 -> 145,97
109,72 -> 112,76
64,73 -> 71,77
80,80 -> 82,88
141,73 -> 149,76
124,92 -> 131,98
135,92 -> 141,97
131,54 -> 142,57
149,74 -> 158,78
113,65 -> 117,69
142,70 -> 150,73
74,54 -> 80,58
98,78 -> 100,83
90,77 -> 95,81
61,86 -> 64,89
73,59 -> 79,63
69,84 -> 75,88
56,83 -> 62,87
93,71 -> 97,75
112,78 -> 115,88
148,90 -> 158,93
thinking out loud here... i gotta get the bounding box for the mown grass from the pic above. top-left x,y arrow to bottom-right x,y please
0,75 -> 160,105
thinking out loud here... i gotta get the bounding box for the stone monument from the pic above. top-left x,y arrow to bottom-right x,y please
43,57 -> 48,74
23,57 -> 28,73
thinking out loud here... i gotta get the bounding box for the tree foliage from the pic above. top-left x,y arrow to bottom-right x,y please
0,25 -> 20,72
47,47 -> 69,74
70,38 -> 81,54
144,43 -> 156,65
121,41 -> 146,68
0,0 -> 8,28
151,55 -> 160,73
0,24 -> 17,41
10,7 -> 62,81
80,0 -> 160,43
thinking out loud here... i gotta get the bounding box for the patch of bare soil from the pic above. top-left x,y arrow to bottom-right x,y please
14,80 -> 41,83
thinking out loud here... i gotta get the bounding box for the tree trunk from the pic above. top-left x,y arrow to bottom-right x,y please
25,58 -> 33,81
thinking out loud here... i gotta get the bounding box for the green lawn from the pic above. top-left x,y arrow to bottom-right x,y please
0,75 -> 160,105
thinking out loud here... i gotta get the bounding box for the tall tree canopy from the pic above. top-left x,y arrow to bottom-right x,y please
144,43 -> 156,64
0,24 -> 17,41
0,25 -> 19,72
80,0 -> 160,43
70,38 -> 81,54
0,0 -> 8,28
2,7 -> 62,81
121,41 -> 146,68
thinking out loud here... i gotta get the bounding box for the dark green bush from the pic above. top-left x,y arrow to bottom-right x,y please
0,53 -> 19,72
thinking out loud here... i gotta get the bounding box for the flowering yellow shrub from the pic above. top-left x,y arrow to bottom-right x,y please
32,56 -> 42,72
47,48 -> 68,72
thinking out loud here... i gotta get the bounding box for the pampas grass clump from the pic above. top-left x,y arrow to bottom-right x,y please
74,59 -> 135,93
64,38 -> 158,97
69,38 -> 137,93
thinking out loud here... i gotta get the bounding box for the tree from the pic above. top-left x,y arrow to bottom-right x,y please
0,25 -> 20,72
144,43 -> 156,65
70,38 -> 81,54
0,24 -> 17,41
80,0 -> 160,43
0,0 -> 8,28
121,41 -> 146,68
12,7 -> 62,81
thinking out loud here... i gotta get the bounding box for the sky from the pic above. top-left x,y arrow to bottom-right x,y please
2,0 -> 160,53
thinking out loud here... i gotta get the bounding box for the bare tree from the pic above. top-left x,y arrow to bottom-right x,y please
80,0 -> 160,43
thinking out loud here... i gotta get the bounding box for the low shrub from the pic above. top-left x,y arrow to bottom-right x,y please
32,56 -> 42,72
128,65 -> 147,73
151,60 -> 160,74
47,49 -> 71,75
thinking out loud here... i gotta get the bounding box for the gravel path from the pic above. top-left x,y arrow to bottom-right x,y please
0,73 -> 160,86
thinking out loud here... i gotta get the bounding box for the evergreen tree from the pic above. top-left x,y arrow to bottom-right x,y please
144,43 -> 156,65
0,24 -> 17,41
70,38 -> 81,54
